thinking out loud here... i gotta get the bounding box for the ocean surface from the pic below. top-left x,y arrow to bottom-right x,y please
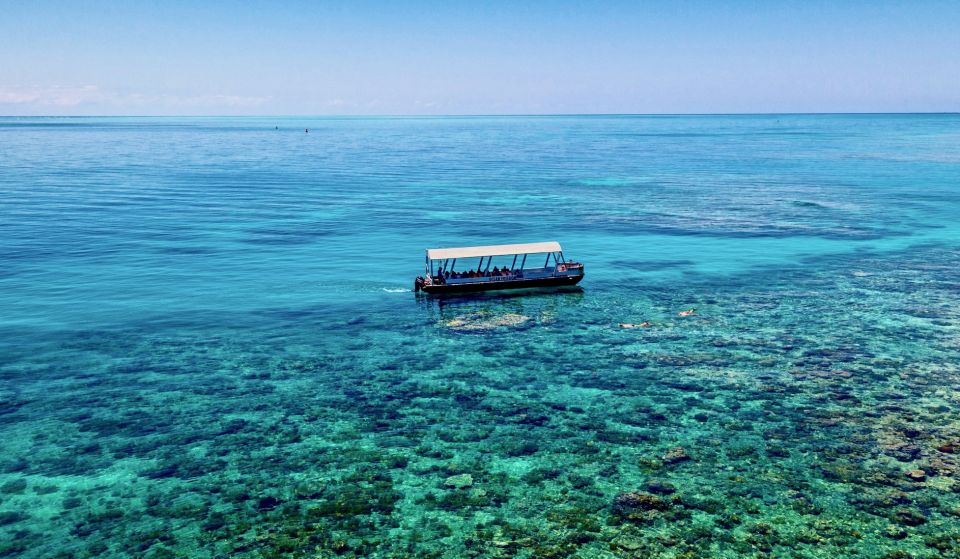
1,114 -> 959,558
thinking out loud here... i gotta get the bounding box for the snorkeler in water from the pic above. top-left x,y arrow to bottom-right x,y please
678,308 -> 697,317
619,321 -> 653,329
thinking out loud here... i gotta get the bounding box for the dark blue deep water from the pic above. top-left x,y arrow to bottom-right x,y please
1,115 -> 959,558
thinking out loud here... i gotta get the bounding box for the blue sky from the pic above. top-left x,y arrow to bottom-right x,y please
2,1 -> 958,115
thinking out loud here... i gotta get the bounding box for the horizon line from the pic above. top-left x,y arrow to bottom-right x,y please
2,112 -> 959,119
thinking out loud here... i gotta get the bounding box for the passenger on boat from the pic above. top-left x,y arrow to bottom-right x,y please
492,266 -> 500,275
444,271 -> 450,280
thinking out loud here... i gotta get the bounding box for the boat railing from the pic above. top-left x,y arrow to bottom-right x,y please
439,265 -> 580,284
444,274 -> 517,284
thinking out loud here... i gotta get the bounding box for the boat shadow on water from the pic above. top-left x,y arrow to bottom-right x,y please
418,287 -> 585,333
423,285 -> 584,306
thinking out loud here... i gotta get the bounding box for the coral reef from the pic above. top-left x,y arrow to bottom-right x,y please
1,244 -> 959,558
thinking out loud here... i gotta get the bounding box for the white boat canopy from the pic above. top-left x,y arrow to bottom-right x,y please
427,241 -> 562,260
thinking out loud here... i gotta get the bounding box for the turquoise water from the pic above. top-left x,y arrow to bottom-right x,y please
1,114 -> 959,558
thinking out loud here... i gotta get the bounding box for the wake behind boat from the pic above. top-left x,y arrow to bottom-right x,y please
414,241 -> 584,294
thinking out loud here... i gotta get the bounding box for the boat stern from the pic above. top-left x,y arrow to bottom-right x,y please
557,261 -> 584,278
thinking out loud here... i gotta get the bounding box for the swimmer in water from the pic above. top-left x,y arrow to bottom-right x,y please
678,308 -> 696,317
619,321 -> 653,329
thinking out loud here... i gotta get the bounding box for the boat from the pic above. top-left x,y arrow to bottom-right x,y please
414,241 -> 584,294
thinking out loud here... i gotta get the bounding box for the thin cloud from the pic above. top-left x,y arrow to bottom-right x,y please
0,85 -> 268,112
0,85 -> 100,106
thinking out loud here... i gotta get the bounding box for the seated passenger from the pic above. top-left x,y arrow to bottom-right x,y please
492,266 -> 500,275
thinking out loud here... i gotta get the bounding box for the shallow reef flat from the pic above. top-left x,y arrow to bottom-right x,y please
2,243 -> 960,559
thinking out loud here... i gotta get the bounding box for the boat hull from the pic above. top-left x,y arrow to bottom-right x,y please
420,274 -> 583,294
